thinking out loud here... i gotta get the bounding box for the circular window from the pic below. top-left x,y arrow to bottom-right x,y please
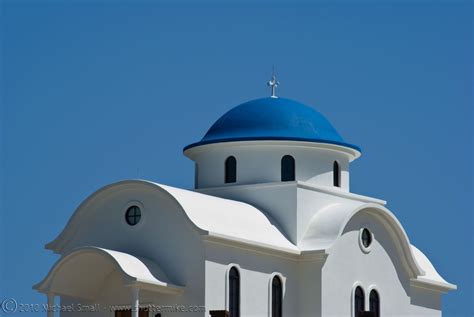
361,228 -> 372,248
125,206 -> 141,226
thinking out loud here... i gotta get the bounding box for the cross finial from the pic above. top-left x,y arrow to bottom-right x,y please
267,67 -> 279,98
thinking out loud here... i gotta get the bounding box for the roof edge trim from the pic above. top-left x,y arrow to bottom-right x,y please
410,277 -> 457,293
183,137 -> 361,153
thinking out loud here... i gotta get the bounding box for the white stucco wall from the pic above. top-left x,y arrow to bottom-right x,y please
39,182 -> 448,317
321,211 -> 442,317
186,141 -> 353,191
200,181 -> 383,246
204,241 -> 299,317
55,183 -> 207,317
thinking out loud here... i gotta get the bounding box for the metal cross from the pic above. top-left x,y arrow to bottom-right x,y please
267,69 -> 279,98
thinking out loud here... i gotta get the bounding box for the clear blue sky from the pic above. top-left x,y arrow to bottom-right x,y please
1,1 -> 472,316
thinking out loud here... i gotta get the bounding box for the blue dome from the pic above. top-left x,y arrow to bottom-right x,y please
184,97 -> 360,152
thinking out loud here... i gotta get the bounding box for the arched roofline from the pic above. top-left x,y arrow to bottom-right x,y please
34,246 -> 183,296
341,203 -> 425,277
46,179 -> 297,255
301,203 -> 425,277
46,180 -> 208,253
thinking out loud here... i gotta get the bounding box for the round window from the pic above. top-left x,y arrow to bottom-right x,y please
361,228 -> 372,248
125,206 -> 141,226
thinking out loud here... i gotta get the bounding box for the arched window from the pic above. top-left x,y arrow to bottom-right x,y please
271,276 -> 283,317
281,155 -> 295,182
370,290 -> 380,317
229,267 -> 240,317
333,161 -> 341,187
354,286 -> 364,316
225,156 -> 237,183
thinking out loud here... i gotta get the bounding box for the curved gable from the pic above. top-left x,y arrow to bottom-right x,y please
34,246 -> 183,298
301,203 -> 455,291
301,203 -> 424,277
46,180 -> 297,255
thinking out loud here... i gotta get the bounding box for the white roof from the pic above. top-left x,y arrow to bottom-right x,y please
410,245 -> 457,291
34,246 -> 183,297
160,184 -> 298,253
45,179 -> 455,292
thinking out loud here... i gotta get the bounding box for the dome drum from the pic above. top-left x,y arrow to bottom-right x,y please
184,97 -> 360,191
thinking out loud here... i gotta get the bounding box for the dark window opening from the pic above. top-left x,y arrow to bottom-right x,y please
333,161 -> 341,187
272,276 -> 283,317
361,228 -> 372,248
281,155 -> 295,182
194,163 -> 199,189
229,267 -> 240,317
355,286 -> 365,316
225,156 -> 237,183
125,206 -> 141,226
370,290 -> 380,317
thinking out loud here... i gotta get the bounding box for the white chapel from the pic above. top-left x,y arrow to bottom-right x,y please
34,76 -> 456,317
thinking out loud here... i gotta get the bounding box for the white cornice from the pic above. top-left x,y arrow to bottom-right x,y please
197,181 -> 386,206
410,277 -> 457,293
202,233 -> 327,263
184,140 -> 361,162
296,181 -> 387,205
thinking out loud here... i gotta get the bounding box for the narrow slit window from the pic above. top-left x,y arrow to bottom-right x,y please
229,267 -> 240,317
225,156 -> 237,183
281,155 -> 295,182
370,290 -> 380,317
333,161 -> 341,187
194,163 -> 199,189
271,276 -> 283,317
355,286 -> 364,316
